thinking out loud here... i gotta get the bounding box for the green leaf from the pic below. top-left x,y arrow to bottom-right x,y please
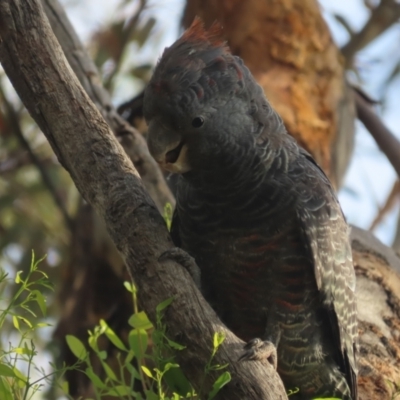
141,366 -> 153,379
0,377 -> 13,400
13,367 -> 27,384
213,332 -> 226,349
126,362 -> 141,380
32,290 -> 47,316
16,316 -> 32,328
128,328 -> 148,359
145,390 -> 159,400
61,380 -> 69,394
15,271 -> 23,284
85,367 -> 106,389
208,372 -> 231,400
102,361 -> 117,381
156,297 -> 173,313
163,367 -> 193,396
12,316 -> 19,330
128,311 -> 153,330
98,350 -> 107,360
163,363 -> 179,373
13,347 -> 33,355
123,281 -> 133,293
166,338 -> 186,350
0,365 -> 15,377
100,319 -> 127,351
105,385 -> 135,397
209,363 -> 229,371
66,335 -> 88,360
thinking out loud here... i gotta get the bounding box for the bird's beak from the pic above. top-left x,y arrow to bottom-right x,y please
147,121 -> 191,174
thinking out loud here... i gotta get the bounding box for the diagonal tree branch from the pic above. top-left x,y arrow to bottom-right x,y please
0,0 -> 287,398
354,88 -> 400,179
41,0 -> 174,212
341,0 -> 400,68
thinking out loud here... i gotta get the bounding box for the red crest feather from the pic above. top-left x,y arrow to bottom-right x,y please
181,17 -> 227,49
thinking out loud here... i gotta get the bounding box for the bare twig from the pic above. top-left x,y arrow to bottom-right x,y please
369,180 -> 400,231
0,85 -> 74,230
0,1 -> 287,398
354,88 -> 400,179
341,0 -> 400,68
41,0 -> 174,212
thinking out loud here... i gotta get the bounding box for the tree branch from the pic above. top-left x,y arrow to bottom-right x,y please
354,88 -> 400,179
0,0 -> 287,398
341,0 -> 400,68
41,0 -> 174,212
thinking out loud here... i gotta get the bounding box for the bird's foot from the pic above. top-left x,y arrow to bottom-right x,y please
238,338 -> 277,370
159,247 -> 201,289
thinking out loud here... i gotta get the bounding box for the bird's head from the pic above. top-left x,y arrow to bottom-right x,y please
143,18 -> 282,174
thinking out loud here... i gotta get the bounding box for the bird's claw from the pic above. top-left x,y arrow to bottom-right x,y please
158,247 -> 201,289
238,338 -> 277,370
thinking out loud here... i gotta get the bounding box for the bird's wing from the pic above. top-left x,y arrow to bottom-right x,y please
295,150 -> 358,398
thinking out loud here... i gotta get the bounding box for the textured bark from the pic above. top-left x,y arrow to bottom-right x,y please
183,0 -> 355,189
0,0 -> 288,399
351,227 -> 400,400
42,0 -> 174,213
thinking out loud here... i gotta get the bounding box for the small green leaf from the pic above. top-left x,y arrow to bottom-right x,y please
61,380 -> 69,394
66,335 -> 88,360
13,367 -> 27,384
141,366 -> 153,379
128,328 -> 148,358
163,363 -> 179,373
102,361 -> 117,381
98,350 -> 107,360
208,371 -> 231,400
12,316 -> 19,330
166,338 -> 186,350
123,281 -> 133,293
213,332 -> 226,349
208,363 -> 229,371
105,385 -> 135,396
32,290 -> 47,316
13,347 -> 33,355
100,319 -> 127,351
15,271 -> 23,284
156,297 -> 173,313
126,362 -> 141,380
128,311 -> 153,330
16,316 -> 32,328
0,377 -> 13,400
85,367 -> 106,389
0,365 -> 15,377
145,389 -> 159,400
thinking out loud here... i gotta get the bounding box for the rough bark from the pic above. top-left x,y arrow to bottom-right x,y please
351,227 -> 400,400
41,0 -> 173,213
0,0 -> 288,399
183,0 -> 355,189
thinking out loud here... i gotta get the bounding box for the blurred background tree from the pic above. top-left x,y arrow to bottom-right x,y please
1,0 -> 400,399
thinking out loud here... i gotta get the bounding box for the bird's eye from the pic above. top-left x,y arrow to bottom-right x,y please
192,116 -> 204,128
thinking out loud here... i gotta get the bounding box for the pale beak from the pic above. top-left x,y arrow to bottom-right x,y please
147,121 -> 191,173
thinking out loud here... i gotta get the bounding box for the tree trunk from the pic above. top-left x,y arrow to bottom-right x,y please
183,0 -> 355,189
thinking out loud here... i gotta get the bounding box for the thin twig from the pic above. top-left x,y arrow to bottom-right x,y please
0,85 -> 74,231
354,88 -> 400,179
369,180 -> 400,231
341,0 -> 400,68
